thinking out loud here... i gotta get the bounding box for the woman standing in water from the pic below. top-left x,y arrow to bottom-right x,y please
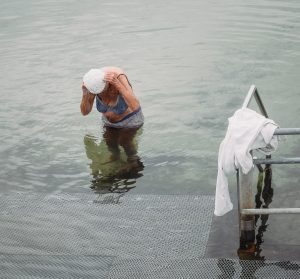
81,67 -> 144,128
80,66 -> 144,165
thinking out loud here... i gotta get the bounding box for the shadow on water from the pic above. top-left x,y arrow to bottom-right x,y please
83,126 -> 144,197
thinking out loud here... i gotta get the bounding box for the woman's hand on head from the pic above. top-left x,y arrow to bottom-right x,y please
104,72 -> 120,87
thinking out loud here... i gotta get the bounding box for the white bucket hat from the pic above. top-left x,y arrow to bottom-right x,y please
83,68 -> 106,94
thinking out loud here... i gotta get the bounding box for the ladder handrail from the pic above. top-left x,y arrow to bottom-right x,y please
242,85 -> 300,135
237,85 -> 300,249
242,208 -> 300,215
242,85 -> 269,117
254,157 -> 300,165
274,128 -> 300,135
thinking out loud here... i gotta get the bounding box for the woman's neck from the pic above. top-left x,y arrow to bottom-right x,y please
98,85 -> 118,103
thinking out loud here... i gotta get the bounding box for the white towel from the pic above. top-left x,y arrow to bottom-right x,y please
214,108 -> 279,216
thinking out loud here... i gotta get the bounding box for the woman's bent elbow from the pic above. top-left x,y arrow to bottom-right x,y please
80,104 -> 91,116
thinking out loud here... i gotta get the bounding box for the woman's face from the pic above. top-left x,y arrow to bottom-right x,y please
98,82 -> 110,95
103,81 -> 110,92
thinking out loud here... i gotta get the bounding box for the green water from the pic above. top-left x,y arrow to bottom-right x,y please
1,0 -> 300,198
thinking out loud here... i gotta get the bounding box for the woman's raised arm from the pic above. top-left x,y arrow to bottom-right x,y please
104,73 -> 140,111
80,85 -> 96,115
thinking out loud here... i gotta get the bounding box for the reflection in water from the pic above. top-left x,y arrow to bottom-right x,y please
84,127 -> 144,195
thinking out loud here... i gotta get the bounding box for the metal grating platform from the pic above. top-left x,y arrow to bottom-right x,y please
0,193 -> 299,278
0,193 -> 213,259
0,254 -> 114,279
107,258 -> 300,279
1,255 -> 299,279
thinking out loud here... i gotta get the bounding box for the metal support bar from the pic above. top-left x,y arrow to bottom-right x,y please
254,157 -> 300,165
242,208 -> 300,215
242,85 -> 256,109
253,89 -> 269,118
237,169 -> 255,247
238,168 -> 255,218
274,128 -> 300,135
242,85 -> 268,117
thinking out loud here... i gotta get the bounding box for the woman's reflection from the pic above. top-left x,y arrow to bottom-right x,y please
84,127 -> 144,194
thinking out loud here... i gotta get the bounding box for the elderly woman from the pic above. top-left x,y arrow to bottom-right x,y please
80,66 -> 144,128
80,66 -> 144,165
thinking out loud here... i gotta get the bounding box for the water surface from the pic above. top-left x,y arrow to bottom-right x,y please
1,0 -> 300,198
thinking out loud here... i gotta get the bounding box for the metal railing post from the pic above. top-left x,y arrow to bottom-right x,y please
237,167 -> 255,249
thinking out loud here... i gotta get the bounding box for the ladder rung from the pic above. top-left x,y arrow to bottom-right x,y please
254,157 -> 300,165
274,128 -> 300,135
241,208 -> 300,215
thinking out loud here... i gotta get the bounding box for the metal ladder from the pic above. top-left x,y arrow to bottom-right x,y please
237,85 -> 300,247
